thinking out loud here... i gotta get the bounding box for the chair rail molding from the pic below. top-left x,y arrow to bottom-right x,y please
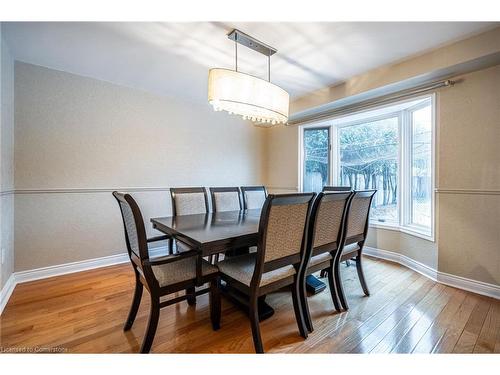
435,188 -> 500,195
0,189 -> 15,196
12,187 -> 172,194
364,246 -> 500,300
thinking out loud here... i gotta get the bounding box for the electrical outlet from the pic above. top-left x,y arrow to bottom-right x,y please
1,247 -> 5,265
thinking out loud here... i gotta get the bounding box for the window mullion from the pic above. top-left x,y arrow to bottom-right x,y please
331,125 -> 338,185
401,109 -> 411,228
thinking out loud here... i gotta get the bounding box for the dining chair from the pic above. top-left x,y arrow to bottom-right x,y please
321,186 -> 354,270
112,192 -> 221,353
209,187 -> 242,212
334,189 -> 377,310
216,192 -> 316,353
240,185 -> 268,210
170,187 -> 212,302
299,191 -> 354,332
170,187 -> 209,216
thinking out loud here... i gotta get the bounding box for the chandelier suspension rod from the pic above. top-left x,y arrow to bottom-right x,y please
228,29 -> 277,81
268,52 -> 271,82
235,34 -> 238,72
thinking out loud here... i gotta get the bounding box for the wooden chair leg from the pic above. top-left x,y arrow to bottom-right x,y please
299,274 -> 313,332
140,296 -> 160,353
327,263 -> 342,312
334,259 -> 349,310
291,279 -> 308,339
186,287 -> 196,306
356,254 -> 370,296
209,278 -> 221,330
249,294 -> 264,353
124,275 -> 143,331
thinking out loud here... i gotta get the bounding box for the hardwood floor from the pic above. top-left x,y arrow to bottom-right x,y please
1,256 -> 499,353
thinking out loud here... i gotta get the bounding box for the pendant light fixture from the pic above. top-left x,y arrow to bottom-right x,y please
208,29 -> 289,126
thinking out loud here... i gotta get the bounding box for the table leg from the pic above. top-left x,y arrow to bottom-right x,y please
220,282 -> 274,321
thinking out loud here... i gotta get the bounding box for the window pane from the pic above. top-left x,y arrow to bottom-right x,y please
339,117 -> 399,224
303,128 -> 329,192
411,104 -> 432,229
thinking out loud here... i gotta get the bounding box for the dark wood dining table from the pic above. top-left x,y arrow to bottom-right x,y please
151,208 -> 326,321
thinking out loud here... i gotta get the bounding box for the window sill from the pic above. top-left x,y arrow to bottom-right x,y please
369,222 -> 434,242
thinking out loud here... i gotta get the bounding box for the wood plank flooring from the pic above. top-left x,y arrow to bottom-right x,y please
1,256 -> 499,353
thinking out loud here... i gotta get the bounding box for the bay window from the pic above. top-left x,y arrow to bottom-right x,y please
300,95 -> 435,240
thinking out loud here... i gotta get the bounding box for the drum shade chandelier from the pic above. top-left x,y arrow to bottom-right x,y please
208,29 -> 289,126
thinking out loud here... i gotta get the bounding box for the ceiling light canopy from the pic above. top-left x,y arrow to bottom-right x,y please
208,29 -> 289,126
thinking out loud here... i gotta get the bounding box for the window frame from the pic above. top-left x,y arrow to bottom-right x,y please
299,126 -> 332,192
298,93 -> 436,242
402,97 -> 436,240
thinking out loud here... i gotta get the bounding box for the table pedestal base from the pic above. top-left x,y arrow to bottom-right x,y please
220,282 -> 274,321
220,274 -> 327,321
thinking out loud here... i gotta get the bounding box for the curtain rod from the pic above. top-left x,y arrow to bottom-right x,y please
287,79 -> 455,126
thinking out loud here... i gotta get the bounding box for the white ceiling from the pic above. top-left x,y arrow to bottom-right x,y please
3,22 -> 496,103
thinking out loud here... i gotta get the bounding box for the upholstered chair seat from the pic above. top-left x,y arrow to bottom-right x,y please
308,252 -> 332,268
217,253 -> 295,286
151,258 -> 219,288
342,243 -> 360,256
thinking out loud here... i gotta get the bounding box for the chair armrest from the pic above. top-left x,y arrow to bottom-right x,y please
147,235 -> 171,243
144,250 -> 198,266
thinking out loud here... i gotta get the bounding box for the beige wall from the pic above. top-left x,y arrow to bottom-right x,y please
1,26 -> 15,289
437,65 -> 500,284
366,229 -> 438,270
265,125 -> 299,192
267,63 -> 500,285
292,27 -> 500,113
13,62 -> 267,271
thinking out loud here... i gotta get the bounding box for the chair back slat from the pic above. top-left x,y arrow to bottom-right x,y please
113,192 -> 150,262
170,187 -> 209,216
210,187 -> 242,212
118,200 -> 141,258
264,203 -> 309,263
252,193 -> 315,284
241,186 -> 267,210
313,192 -> 353,248
345,190 -> 377,241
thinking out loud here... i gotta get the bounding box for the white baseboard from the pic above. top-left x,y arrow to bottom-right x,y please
14,253 -> 130,284
364,246 -> 500,300
364,246 -> 438,281
0,273 -> 16,315
0,247 -> 166,315
437,271 -> 500,300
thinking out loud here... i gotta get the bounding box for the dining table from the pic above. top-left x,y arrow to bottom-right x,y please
151,208 -> 326,321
